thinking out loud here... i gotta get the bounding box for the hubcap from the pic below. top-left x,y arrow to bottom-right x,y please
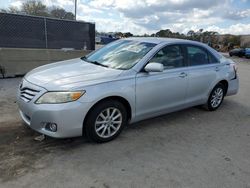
211,87 -> 224,108
95,107 -> 122,138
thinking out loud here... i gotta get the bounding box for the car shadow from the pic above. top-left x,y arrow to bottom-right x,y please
0,98 -> 248,182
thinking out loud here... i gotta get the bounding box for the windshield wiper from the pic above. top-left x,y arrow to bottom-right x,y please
81,56 -> 109,68
90,61 -> 109,68
80,56 -> 91,62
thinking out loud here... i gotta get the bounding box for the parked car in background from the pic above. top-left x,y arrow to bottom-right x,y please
245,48 -> 250,58
95,36 -> 101,44
229,48 -> 245,57
100,35 -> 118,44
17,38 -> 239,143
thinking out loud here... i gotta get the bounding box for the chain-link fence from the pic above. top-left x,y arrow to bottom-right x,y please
0,12 -> 95,50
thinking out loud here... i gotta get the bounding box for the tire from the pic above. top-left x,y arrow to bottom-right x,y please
205,83 -> 225,111
84,100 -> 127,143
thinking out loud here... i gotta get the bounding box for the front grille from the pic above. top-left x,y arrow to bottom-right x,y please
20,87 -> 40,102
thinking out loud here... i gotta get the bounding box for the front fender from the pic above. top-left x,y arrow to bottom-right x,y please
77,78 -> 136,120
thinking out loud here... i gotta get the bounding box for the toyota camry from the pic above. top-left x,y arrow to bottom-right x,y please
17,38 -> 239,142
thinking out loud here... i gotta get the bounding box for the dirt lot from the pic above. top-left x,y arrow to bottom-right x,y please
0,56 -> 250,188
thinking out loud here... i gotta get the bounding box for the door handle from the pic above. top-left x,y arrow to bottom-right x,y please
215,67 -> 220,72
179,72 -> 187,78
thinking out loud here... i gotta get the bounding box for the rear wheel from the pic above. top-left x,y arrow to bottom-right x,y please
206,83 -> 225,111
84,100 -> 127,143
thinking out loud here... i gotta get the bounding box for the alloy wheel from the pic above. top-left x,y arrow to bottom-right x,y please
210,87 -> 224,108
94,107 -> 123,138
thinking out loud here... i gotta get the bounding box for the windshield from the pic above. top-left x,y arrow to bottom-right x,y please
82,40 -> 156,70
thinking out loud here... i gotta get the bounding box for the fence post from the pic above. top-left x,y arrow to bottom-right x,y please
44,18 -> 48,49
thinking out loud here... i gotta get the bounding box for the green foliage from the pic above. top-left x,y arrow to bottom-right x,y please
123,32 -> 133,37
22,0 -> 49,17
50,7 -> 75,20
154,29 -> 186,39
0,0 -> 75,20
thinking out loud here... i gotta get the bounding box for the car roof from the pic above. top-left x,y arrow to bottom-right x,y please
123,37 -> 223,60
124,37 -> 205,45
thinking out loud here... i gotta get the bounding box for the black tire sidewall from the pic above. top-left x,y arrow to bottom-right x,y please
207,83 -> 225,111
84,100 -> 127,143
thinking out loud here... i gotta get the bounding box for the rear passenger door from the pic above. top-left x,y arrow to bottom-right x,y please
185,45 -> 221,104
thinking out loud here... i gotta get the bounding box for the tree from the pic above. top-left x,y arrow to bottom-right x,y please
9,6 -> 20,14
155,29 -> 172,37
114,32 -> 124,38
50,7 -> 75,20
199,28 -> 203,33
187,30 -> 195,37
123,32 -> 133,37
0,6 -> 20,14
201,31 -> 219,46
21,0 -> 49,17
154,29 -> 186,39
0,0 -> 75,20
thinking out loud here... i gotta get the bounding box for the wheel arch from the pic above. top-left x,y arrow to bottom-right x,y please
218,80 -> 229,95
82,96 -> 132,133
208,79 -> 229,98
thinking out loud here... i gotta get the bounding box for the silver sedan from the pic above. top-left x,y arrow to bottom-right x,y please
17,38 -> 239,142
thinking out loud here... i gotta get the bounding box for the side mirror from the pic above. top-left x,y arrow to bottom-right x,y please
144,62 -> 164,72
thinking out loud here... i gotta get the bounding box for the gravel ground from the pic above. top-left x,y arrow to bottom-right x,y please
0,56 -> 250,188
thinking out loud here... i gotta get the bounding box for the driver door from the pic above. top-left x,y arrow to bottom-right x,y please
135,44 -> 189,120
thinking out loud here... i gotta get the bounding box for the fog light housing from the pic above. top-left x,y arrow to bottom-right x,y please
44,123 -> 57,132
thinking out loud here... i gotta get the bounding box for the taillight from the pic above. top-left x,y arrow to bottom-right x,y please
231,64 -> 238,79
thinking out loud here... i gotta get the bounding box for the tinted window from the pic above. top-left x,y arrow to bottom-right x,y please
208,52 -> 219,64
149,45 -> 184,69
187,46 -> 209,66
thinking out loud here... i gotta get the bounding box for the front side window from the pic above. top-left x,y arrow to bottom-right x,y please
149,45 -> 185,69
83,40 -> 156,70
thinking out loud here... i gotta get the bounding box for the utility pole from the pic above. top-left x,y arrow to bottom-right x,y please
75,0 -> 77,20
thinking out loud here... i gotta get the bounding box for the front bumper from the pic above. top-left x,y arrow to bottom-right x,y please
17,79 -> 93,138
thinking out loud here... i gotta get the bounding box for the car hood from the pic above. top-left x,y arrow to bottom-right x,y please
25,58 -> 123,90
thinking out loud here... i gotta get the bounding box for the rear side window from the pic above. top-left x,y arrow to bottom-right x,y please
208,52 -> 219,64
187,45 -> 219,65
187,46 -> 209,66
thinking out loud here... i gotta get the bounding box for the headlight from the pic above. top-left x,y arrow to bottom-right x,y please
35,91 -> 85,104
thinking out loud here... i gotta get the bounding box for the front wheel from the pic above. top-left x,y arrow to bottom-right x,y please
206,83 -> 225,111
84,100 -> 127,143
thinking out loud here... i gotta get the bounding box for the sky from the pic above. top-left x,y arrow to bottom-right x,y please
1,0 -> 250,35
